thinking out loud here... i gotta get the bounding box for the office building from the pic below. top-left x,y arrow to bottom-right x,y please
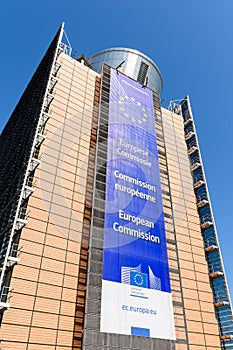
0,23 -> 232,349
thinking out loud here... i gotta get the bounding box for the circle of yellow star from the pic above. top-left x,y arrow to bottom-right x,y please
134,273 -> 144,286
117,96 -> 148,125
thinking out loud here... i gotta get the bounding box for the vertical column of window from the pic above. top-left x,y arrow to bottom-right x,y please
81,64 -> 110,350
72,76 -> 101,350
154,93 -> 189,349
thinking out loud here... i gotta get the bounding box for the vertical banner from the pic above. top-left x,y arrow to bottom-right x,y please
100,69 -> 175,340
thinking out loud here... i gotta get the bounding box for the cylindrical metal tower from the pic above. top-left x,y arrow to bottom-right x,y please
88,47 -> 163,94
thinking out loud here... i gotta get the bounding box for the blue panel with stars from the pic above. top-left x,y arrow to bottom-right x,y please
130,271 -> 148,288
100,68 -> 175,340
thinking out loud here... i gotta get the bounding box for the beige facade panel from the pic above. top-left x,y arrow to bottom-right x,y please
27,345 -> 56,350
22,227 -> 45,245
1,324 -> 30,342
188,332 -> 206,345
19,251 -> 42,268
202,308 -> 219,325
58,314 -> 75,331
179,259 -> 195,271
200,302 -> 218,315
60,300 -> 76,317
43,244 -> 67,261
34,296 -> 61,315
37,282 -> 62,299
29,327 -> 57,345
8,293 -> 36,312
182,288 -> 199,300
56,330 -> 74,347
186,320 -> 204,333
177,241 -> 193,253
3,308 -> 32,327
61,287 -> 77,302
204,334 -> 222,347
203,321 -> 220,336
190,238 -> 204,250
22,217 -> 48,234
181,278 -> 198,290
178,250 -> 193,261
194,262 -> 209,275
185,309 -> 203,322
12,264 -> 40,282
195,271 -> 212,283
2,343 -> 28,350
31,311 -> 59,329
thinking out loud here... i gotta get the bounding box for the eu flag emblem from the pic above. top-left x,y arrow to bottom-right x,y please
130,271 -> 148,288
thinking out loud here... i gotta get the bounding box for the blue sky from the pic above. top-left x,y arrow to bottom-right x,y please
1,1 -> 233,300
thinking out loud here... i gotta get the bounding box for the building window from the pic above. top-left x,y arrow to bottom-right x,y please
137,61 -> 149,85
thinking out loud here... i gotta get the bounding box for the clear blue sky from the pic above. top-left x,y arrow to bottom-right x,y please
1,1 -> 233,300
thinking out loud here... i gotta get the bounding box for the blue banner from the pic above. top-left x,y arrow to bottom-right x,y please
100,69 -> 175,340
